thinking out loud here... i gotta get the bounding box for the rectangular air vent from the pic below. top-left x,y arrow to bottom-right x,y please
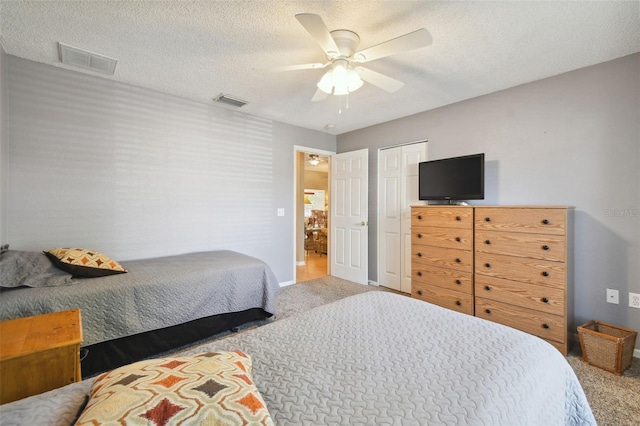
213,93 -> 248,108
58,43 -> 117,75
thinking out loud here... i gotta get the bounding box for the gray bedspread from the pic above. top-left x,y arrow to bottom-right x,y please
0,292 -> 595,425
0,250 -> 279,346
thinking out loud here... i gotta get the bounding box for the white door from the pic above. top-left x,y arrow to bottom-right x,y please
378,148 -> 402,291
331,149 -> 369,284
378,142 -> 427,293
400,143 -> 428,293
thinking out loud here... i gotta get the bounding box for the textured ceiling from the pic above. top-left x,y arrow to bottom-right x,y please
1,1 -> 639,135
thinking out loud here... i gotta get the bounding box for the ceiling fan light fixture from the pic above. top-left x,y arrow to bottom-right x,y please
333,82 -> 349,96
317,71 -> 334,94
316,60 -> 363,96
309,154 -> 320,166
347,68 -> 363,92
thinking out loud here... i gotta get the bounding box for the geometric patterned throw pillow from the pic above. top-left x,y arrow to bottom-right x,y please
75,351 -> 274,426
44,247 -> 127,278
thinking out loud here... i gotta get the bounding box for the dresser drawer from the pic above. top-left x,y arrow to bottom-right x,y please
413,245 -> 473,273
412,227 -> 473,250
413,264 -> 473,294
413,282 -> 474,315
475,208 -> 566,235
475,298 -> 565,343
475,230 -> 565,262
475,275 -> 564,316
475,252 -> 565,287
412,207 -> 473,230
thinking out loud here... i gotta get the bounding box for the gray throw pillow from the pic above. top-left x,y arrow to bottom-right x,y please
0,250 -> 74,288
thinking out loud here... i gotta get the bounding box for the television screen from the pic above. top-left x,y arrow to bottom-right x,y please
418,153 -> 485,201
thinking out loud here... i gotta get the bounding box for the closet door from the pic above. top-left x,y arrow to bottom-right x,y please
378,147 -> 402,291
399,143 -> 428,293
378,142 -> 427,292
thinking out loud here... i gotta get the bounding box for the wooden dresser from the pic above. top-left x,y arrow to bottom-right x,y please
474,207 -> 572,354
411,205 -> 573,355
0,309 -> 83,404
411,206 -> 475,315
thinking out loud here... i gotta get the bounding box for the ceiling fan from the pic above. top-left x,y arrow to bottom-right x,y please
276,14 -> 433,102
307,154 -> 328,166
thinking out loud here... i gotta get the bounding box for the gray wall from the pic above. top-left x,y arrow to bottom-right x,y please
338,53 -> 640,346
2,56 -> 336,284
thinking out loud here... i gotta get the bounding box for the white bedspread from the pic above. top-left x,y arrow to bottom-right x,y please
0,292 -> 595,425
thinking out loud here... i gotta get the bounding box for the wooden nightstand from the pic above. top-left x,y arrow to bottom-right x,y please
0,309 -> 83,404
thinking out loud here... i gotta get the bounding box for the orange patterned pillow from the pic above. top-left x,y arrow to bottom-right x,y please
44,248 -> 127,278
75,351 -> 274,426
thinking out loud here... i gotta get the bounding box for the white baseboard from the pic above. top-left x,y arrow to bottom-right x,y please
296,261 -> 305,266
635,348 -> 640,359
367,280 -> 379,286
279,280 -> 294,287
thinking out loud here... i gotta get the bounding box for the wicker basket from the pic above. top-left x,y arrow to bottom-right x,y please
578,320 -> 637,375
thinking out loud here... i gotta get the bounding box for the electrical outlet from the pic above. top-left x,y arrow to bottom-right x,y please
606,289 -> 619,304
629,292 -> 640,309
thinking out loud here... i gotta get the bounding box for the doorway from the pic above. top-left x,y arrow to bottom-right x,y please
294,147 -> 333,283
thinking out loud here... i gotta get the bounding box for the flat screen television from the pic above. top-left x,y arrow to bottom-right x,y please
418,153 -> 485,201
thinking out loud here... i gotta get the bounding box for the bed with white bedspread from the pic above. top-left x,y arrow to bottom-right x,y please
0,291 -> 595,425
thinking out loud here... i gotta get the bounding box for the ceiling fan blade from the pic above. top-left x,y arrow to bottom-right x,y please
295,13 -> 340,57
357,67 -> 405,93
354,28 -> 432,63
311,88 -> 328,102
272,62 -> 329,72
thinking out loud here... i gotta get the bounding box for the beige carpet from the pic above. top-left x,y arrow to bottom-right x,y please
176,276 -> 640,425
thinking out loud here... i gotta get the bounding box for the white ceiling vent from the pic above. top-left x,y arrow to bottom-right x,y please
213,93 -> 248,108
58,43 -> 117,75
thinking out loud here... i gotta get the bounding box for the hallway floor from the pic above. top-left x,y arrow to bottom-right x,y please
296,251 -> 328,283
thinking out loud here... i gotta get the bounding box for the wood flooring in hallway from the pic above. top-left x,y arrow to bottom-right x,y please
296,251 -> 328,283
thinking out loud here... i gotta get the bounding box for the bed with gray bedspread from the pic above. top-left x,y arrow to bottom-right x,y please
0,291 -> 595,425
0,250 -> 279,347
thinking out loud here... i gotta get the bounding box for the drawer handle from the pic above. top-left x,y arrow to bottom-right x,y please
485,217 -> 491,222
455,258 -> 462,263
417,215 -> 422,220
485,263 -> 491,268
484,285 -> 491,291
455,216 -> 461,221
542,297 -> 549,303
542,219 -> 550,225
455,237 -> 461,242
485,309 -> 492,314
417,252 -> 422,257
417,233 -> 423,238
417,271 -> 423,277
455,279 -> 462,285
542,323 -> 550,329
485,240 -> 491,245
542,271 -> 549,277
455,300 -> 462,306
417,290 -> 423,296
542,245 -> 550,251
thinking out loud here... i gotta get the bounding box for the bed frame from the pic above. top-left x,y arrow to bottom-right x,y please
81,308 -> 271,376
